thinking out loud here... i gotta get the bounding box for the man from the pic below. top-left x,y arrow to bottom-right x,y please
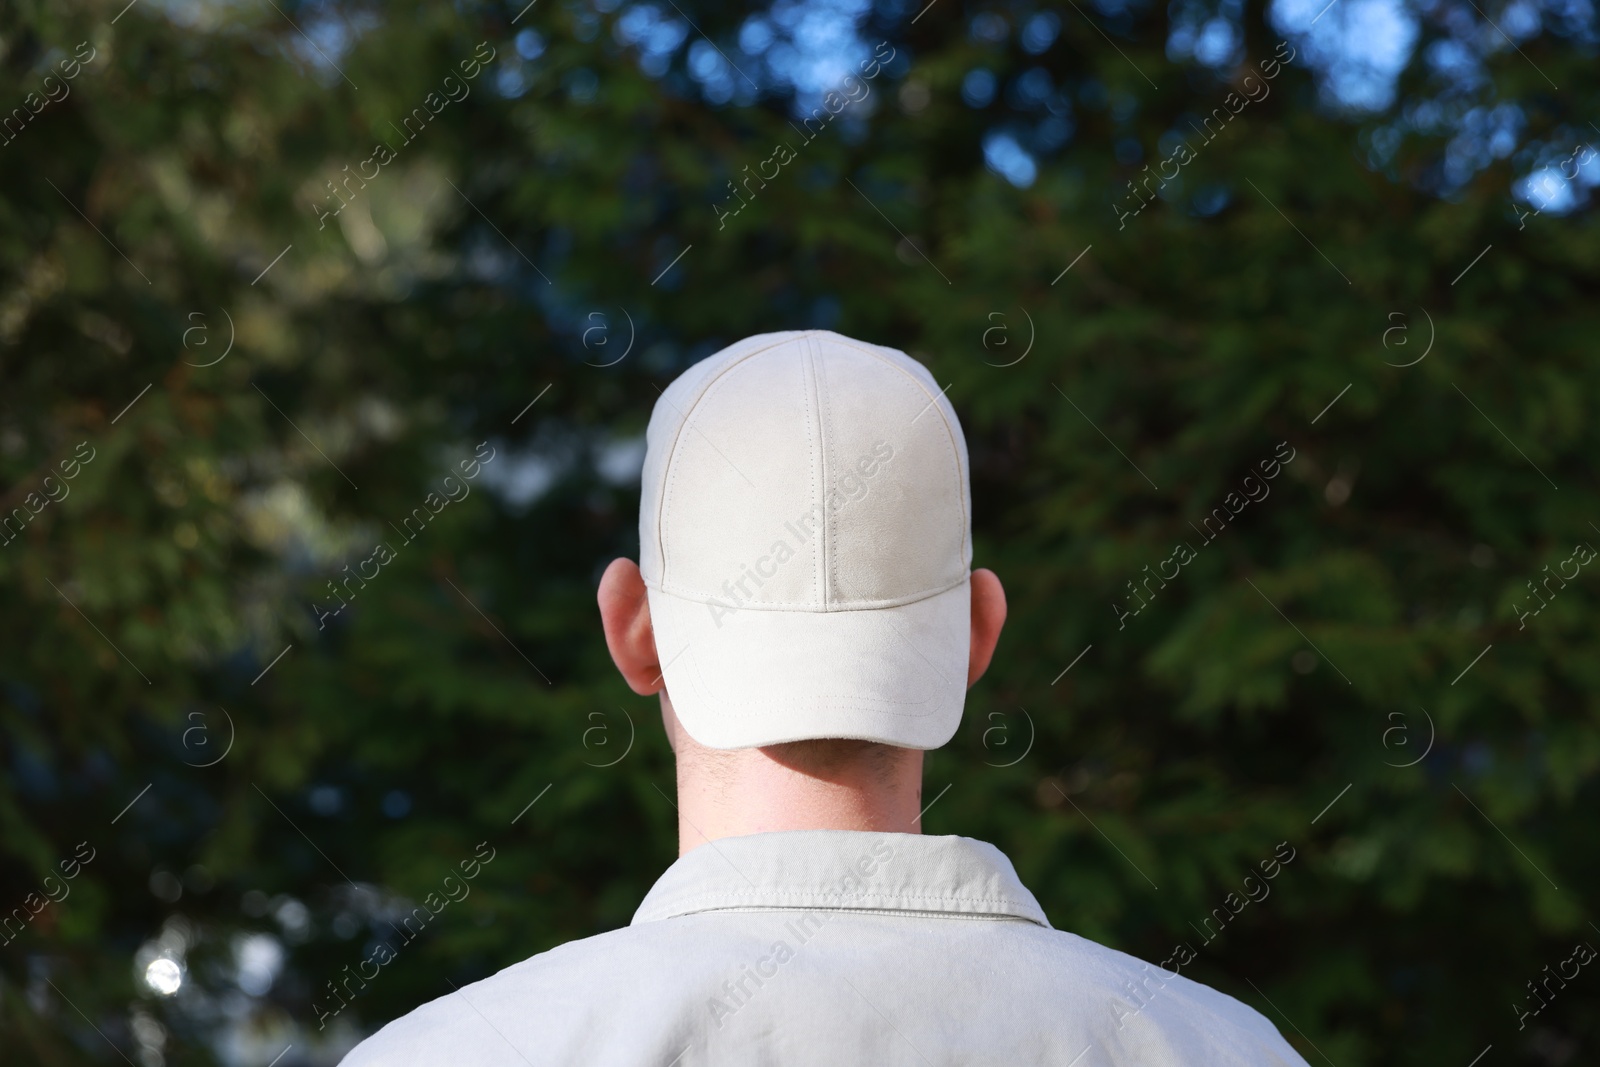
343,330 -> 1308,1065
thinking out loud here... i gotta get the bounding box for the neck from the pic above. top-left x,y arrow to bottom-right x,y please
663,696 -> 926,856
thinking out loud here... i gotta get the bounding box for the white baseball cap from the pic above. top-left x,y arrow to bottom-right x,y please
639,330 -> 972,750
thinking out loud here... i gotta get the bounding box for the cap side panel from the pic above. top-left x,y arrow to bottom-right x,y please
806,337 -> 968,601
646,332 -> 806,588
659,341 -> 830,606
820,334 -> 973,570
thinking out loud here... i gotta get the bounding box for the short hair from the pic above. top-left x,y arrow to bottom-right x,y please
682,734 -> 913,792
763,737 -> 908,782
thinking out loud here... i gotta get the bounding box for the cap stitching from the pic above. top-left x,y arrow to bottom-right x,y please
642,889 -> 1040,908
647,570 -> 969,612
813,331 -> 838,611
801,332 -> 824,609
645,906 -> 1041,925
637,892 -> 1050,925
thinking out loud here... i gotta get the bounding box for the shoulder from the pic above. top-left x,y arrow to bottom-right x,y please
338,925 -> 650,1067
1018,928 -> 1308,1065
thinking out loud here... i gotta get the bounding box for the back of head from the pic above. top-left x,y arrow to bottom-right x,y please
638,330 -> 973,751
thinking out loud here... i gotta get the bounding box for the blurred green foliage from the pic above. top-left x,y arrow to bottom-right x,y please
1,0 -> 1597,1064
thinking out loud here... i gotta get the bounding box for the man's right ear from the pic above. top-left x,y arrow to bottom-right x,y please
597,558 -> 665,695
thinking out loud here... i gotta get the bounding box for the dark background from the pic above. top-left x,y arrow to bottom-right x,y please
2,0 -> 1597,1063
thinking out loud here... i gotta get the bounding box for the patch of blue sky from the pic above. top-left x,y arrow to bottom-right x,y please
1270,0 -> 1418,111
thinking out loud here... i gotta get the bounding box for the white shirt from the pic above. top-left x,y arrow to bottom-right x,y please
342,830 -> 1310,1066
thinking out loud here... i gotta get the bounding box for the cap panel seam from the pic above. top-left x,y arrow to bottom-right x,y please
814,331 -> 838,610
801,332 -> 826,609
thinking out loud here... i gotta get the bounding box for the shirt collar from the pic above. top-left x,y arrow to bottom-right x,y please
631,830 -> 1051,928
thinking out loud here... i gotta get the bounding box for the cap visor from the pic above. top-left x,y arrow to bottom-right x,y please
647,577 -> 971,750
